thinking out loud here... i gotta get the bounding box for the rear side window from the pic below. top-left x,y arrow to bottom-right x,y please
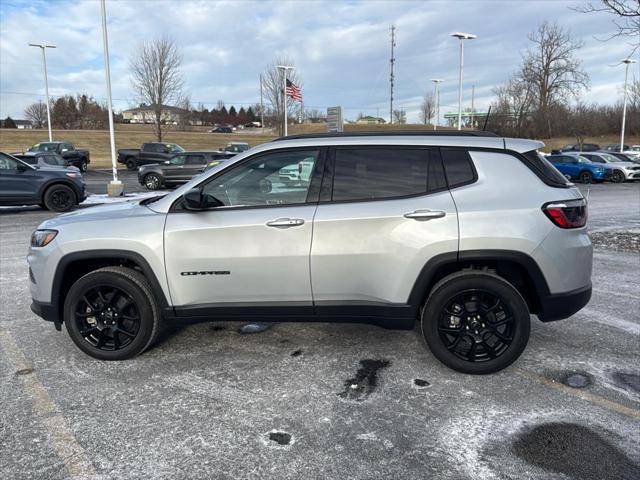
331,148 -> 442,202
521,150 -> 569,187
186,155 -> 206,165
441,149 -> 476,187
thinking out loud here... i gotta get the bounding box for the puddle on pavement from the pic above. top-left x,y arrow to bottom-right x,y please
211,325 -> 225,332
563,372 -> 591,388
238,323 -> 272,334
512,422 -> 640,480
338,359 -> 390,401
268,431 -> 292,446
15,368 -> 34,376
413,378 -> 430,388
611,372 -> 640,394
290,349 -> 303,357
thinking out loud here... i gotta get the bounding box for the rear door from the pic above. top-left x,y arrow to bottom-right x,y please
310,146 -> 458,310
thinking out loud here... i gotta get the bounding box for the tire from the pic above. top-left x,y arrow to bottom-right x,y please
612,170 -> 625,183
43,184 -> 76,212
63,266 -> 160,360
143,173 -> 161,190
79,160 -> 88,172
125,158 -> 138,170
579,171 -> 592,184
421,270 -> 531,374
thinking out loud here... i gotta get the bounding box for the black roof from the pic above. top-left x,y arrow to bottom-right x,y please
273,130 -> 498,142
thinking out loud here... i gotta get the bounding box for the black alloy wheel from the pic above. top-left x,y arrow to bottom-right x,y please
73,285 -> 141,351
612,170 -> 625,183
44,185 -> 76,212
579,171 -> 593,184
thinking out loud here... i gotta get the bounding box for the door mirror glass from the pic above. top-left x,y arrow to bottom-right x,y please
164,160 -> 170,165
183,188 -> 224,210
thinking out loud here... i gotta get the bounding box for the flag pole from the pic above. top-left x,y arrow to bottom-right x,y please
260,73 -> 264,134
277,65 -> 294,137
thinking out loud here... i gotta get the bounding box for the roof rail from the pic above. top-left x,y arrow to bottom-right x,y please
273,130 -> 499,141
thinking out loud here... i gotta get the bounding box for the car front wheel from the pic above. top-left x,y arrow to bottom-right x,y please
579,171 -> 593,184
421,270 -> 531,374
79,160 -> 88,172
612,170 -> 625,183
64,266 -> 160,360
43,184 -> 76,212
144,173 -> 161,190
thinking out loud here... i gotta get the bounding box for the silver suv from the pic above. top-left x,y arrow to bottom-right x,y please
28,132 -> 592,374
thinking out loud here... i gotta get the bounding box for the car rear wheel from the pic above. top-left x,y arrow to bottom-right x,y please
43,184 -> 76,212
612,170 -> 625,183
125,158 -> 138,170
579,171 -> 593,184
79,160 -> 88,172
64,266 -> 160,360
144,173 -> 161,190
421,270 -> 531,374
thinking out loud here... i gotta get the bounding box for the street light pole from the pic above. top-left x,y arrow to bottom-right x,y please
276,65 -> 294,136
619,58 -> 637,153
100,0 -> 122,195
450,32 -> 476,131
28,43 -> 56,141
431,79 -> 443,130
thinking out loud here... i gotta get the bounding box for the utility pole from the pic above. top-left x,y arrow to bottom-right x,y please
431,79 -> 443,131
389,25 -> 396,124
28,42 -> 56,142
619,58 -> 637,152
276,65 -> 294,136
260,73 -> 264,134
471,84 -> 475,129
99,0 -> 122,196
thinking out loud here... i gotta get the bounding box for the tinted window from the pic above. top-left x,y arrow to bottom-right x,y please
522,150 -> 571,186
202,149 -> 319,207
332,148 -> 437,202
145,144 -> 164,153
0,153 -> 19,170
186,155 -> 206,165
441,149 -> 475,187
17,156 -> 37,165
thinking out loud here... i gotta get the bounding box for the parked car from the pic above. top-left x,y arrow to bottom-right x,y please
27,141 -> 90,172
546,153 -> 613,183
224,142 -> 250,153
209,126 -> 233,133
27,131 -> 592,375
117,143 -> 185,170
138,151 -> 235,190
12,152 -> 78,170
560,143 -> 600,152
622,145 -> 640,160
0,152 -> 86,212
577,152 -> 640,182
596,151 -> 640,165
601,143 -> 629,152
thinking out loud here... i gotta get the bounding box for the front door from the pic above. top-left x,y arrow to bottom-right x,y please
0,154 -> 38,202
164,148 -> 324,313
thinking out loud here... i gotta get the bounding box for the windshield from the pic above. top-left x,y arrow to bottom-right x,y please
599,153 -> 620,163
169,144 -> 184,153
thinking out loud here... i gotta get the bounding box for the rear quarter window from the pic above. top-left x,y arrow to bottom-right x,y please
521,150 -> 570,187
441,149 -> 476,187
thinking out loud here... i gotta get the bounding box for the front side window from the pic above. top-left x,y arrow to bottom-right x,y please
332,148 -> 438,202
201,149 -> 319,208
0,153 -> 18,170
170,155 -> 187,166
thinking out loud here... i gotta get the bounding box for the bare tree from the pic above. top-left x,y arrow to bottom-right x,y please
492,76 -> 535,136
261,56 -> 302,136
24,100 -> 48,128
575,1 -> 640,55
176,96 -> 193,131
419,92 -> 436,125
520,21 -> 589,138
130,35 -> 184,142
392,109 -> 407,124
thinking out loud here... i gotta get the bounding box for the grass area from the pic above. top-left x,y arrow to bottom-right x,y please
1,124 -> 637,169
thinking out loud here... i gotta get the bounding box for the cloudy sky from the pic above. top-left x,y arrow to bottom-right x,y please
0,0 -> 637,123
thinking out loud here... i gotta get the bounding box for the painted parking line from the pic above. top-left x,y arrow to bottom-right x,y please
516,368 -> 640,420
0,329 -> 96,478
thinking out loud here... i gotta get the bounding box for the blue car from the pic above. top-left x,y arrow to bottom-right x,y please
546,154 -> 614,184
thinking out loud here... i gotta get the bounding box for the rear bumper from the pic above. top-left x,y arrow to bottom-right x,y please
537,283 -> 592,322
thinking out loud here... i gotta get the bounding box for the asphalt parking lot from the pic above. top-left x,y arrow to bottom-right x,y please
1,183 -> 638,480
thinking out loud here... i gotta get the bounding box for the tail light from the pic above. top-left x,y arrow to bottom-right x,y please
542,198 -> 587,229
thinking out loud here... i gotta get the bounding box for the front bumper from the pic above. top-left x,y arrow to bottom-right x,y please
31,300 -> 62,330
537,283 -> 592,322
623,169 -> 640,180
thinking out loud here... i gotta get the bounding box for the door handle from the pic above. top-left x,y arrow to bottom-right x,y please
266,218 -> 305,227
403,209 -> 446,220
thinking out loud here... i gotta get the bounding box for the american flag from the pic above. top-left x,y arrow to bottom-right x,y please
286,79 -> 303,102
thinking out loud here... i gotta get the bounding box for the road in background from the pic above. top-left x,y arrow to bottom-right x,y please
0,184 -> 638,479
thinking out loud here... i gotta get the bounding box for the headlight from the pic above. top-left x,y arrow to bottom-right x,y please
31,230 -> 58,248
66,172 -> 82,178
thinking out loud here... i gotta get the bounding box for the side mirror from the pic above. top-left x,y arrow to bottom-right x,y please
61,148 -> 69,153
183,188 -> 203,210
16,162 -> 28,171
164,160 -> 170,165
